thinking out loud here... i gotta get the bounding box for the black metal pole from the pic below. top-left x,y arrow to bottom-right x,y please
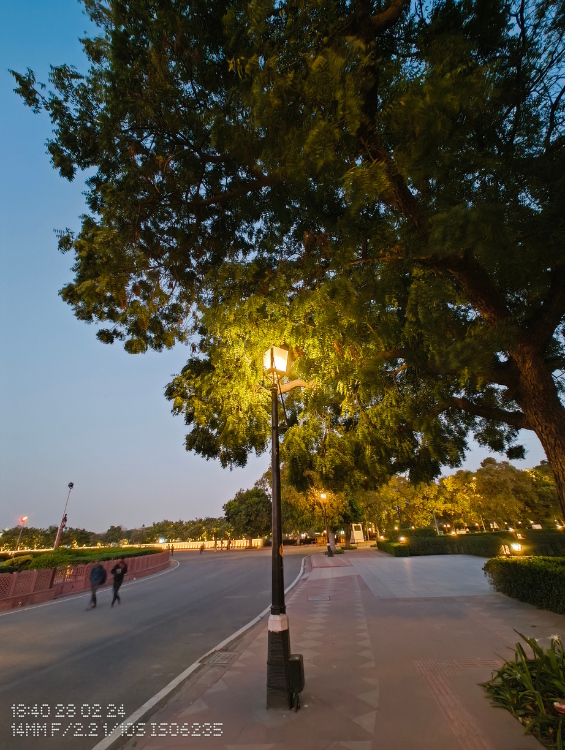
267,381 -> 291,708
271,383 -> 285,614
323,506 -> 333,557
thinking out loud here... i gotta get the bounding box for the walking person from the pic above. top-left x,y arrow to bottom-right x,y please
87,561 -> 107,610
110,556 -> 128,607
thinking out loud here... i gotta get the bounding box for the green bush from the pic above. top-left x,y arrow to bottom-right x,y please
27,547 -> 162,570
0,555 -> 34,573
522,530 -> 565,557
484,557 -> 565,615
482,633 -> 565,749
27,552 -> 77,570
406,532 -> 516,558
410,527 -> 438,538
377,540 -> 410,557
408,536 -> 458,555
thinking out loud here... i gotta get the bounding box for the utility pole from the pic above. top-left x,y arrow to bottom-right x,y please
54,482 -> 74,549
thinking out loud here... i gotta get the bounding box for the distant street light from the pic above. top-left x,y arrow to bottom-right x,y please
15,516 -> 28,551
263,344 -> 308,709
318,493 -> 333,558
54,482 -> 74,550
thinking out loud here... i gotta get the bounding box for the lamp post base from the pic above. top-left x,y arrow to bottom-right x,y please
266,614 -> 291,709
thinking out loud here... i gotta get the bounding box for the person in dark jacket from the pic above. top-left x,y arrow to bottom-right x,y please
87,562 -> 107,610
110,557 -> 128,607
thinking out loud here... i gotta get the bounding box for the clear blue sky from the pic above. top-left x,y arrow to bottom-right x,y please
0,1 -> 546,533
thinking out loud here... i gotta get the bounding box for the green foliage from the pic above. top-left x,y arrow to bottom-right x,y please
376,529 -> 565,558
27,547 -> 162,570
224,486 -> 272,538
26,551 -> 76,570
407,532 -> 507,557
482,633 -> 565,749
521,531 -> 565,557
483,557 -> 565,615
410,527 -> 438,538
11,0 -> 565,512
0,555 -> 34,573
377,540 -> 410,557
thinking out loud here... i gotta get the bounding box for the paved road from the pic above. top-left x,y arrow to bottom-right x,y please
0,548 -> 307,750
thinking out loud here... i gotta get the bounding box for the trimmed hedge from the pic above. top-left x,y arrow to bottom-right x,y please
483,556 -> 565,615
408,532 -> 514,557
521,530 -> 565,557
24,547 -> 163,570
410,527 -> 438,538
383,531 -> 564,559
377,540 -> 410,557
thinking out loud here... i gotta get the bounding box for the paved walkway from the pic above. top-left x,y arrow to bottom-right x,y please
119,552 -> 565,750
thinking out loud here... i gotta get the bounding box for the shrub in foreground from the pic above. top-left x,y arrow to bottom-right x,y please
483,557 -> 565,615
482,633 -> 565,749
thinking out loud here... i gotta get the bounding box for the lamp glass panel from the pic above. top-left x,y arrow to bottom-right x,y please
263,345 -> 289,374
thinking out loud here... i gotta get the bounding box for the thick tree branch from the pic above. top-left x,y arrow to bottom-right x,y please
441,397 -> 529,430
423,253 -> 512,326
526,264 -> 565,348
279,379 -> 311,394
370,0 -> 407,34
545,82 -> 565,151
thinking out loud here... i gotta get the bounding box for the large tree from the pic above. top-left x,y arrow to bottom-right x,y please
224,486 -> 272,538
12,0 -> 565,512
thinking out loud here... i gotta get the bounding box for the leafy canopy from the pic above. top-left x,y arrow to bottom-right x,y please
11,0 -> 565,508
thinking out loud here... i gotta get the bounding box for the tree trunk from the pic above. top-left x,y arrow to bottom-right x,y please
511,343 -> 565,520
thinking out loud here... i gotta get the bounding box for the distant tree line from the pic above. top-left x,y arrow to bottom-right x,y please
2,460 -> 560,551
280,459 -> 563,538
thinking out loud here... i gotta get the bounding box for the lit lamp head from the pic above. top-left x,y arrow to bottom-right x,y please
263,345 -> 290,380
320,493 -> 327,501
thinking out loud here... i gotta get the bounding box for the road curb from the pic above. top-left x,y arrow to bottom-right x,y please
90,555 -> 310,750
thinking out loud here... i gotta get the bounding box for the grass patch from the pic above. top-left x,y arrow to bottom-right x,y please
482,633 -> 565,749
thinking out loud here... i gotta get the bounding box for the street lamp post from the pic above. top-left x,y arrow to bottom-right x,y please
262,345 -> 309,709
15,516 -> 28,551
54,482 -> 74,550
319,493 -> 333,557
263,345 -> 291,709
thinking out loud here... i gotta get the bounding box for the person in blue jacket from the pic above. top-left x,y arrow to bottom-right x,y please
87,562 -> 107,610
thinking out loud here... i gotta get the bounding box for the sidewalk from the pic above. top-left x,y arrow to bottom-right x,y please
118,551 -> 565,750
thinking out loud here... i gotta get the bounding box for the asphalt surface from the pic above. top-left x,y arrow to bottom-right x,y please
0,548 -> 307,750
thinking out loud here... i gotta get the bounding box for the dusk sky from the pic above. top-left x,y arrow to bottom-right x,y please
0,1 -> 546,534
